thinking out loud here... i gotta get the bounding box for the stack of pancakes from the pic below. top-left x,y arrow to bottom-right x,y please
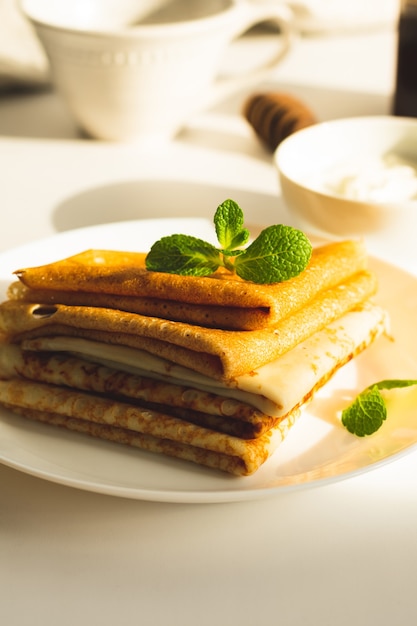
0,239 -> 388,475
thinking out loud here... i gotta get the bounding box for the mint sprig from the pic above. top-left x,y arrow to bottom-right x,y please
341,379 -> 417,436
145,199 -> 312,284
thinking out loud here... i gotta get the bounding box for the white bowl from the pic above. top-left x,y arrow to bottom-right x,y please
274,115 -> 417,238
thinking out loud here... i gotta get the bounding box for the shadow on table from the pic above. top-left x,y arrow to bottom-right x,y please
52,178 -> 290,233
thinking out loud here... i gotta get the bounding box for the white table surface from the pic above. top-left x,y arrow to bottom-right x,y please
2,23 -> 417,626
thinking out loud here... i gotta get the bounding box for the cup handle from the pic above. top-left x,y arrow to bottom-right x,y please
200,2 -> 295,111
227,2 -> 295,75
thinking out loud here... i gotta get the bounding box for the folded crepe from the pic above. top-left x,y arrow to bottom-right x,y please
0,238 -> 389,475
12,240 -> 367,330
0,303 -> 388,475
1,269 -> 376,379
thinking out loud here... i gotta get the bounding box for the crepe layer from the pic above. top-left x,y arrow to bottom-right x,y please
0,304 -> 388,475
12,240 -> 368,331
0,270 -> 377,379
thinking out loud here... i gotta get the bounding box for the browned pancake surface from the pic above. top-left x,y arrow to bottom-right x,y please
13,240 -> 368,330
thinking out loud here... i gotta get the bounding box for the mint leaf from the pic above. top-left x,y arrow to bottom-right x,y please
341,379 -> 417,436
145,234 -> 221,276
214,199 -> 250,251
145,199 -> 313,284
234,225 -> 312,284
341,386 -> 387,436
373,379 -> 417,391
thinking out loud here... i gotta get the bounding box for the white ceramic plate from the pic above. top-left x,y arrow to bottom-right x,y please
1,218 -> 417,503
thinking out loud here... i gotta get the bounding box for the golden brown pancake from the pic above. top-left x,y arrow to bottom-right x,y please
8,302 -> 388,418
3,404 -> 298,476
0,270 -> 377,379
0,304 -> 388,476
0,366 -> 298,476
12,240 -> 368,330
0,344 -> 278,439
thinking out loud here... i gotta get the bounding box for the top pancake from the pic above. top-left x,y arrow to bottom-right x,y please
13,240 -> 368,330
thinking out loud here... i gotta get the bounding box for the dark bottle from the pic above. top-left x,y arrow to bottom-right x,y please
393,0 -> 417,116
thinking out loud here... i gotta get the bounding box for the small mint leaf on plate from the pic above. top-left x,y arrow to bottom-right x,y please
373,379 -> 417,391
145,234 -> 221,276
233,224 -> 312,284
341,379 -> 417,436
341,386 -> 387,436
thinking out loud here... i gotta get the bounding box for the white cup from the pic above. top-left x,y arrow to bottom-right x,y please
20,0 -> 294,141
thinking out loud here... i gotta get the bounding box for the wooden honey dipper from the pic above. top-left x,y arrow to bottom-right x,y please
243,92 -> 317,151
